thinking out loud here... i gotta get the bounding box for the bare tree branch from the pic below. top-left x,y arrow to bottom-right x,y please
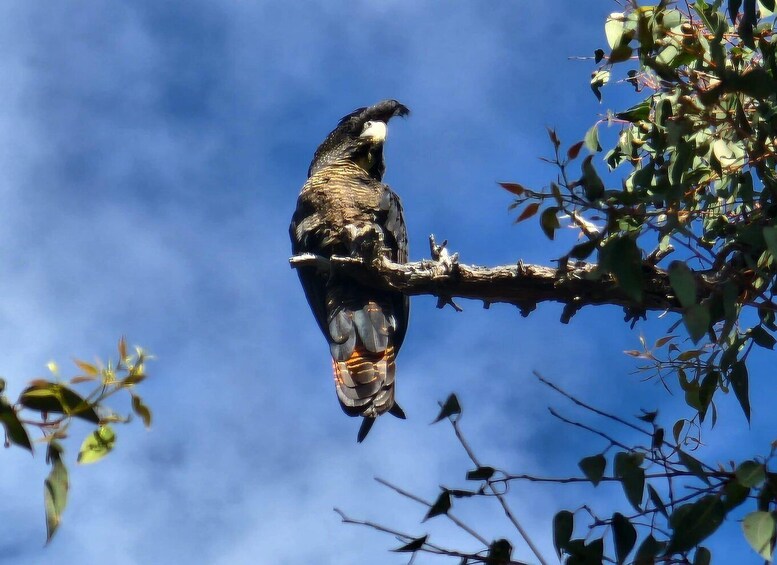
288,235 -> 691,317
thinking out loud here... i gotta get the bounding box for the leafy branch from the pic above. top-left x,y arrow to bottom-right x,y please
0,337 -> 153,543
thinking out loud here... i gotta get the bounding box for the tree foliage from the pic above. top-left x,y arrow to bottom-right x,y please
330,1 -> 777,563
1,337 -> 152,543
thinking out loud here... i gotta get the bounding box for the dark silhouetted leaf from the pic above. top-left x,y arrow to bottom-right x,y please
0,398 -> 32,452
694,546 -> 711,565
393,535 -> 428,552
668,261 -> 697,308
600,236 -> 644,302
432,394 -> 461,423
466,466 -> 495,481
683,304 -> 711,344
750,326 -> 776,350
609,44 -> 633,64
736,460 -> 766,488
722,478 -> 750,511
614,452 -> 645,510
677,449 -> 710,484
581,155 -> 605,200
486,539 -> 512,564
540,207 -> 560,240
423,490 -> 451,522
579,454 -> 606,486
612,512 -> 637,564
648,485 -> 668,518
635,534 -> 664,564
729,360 -> 750,422
553,510 -> 574,557
667,495 -> 725,553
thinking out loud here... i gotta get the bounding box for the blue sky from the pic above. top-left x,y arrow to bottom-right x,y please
0,1 -> 770,564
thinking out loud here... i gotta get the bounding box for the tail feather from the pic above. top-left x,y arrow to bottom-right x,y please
327,287 -> 400,429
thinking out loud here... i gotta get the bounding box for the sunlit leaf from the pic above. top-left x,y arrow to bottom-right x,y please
77,425 -> 116,465
742,511 -> 775,560
44,457 -> 68,543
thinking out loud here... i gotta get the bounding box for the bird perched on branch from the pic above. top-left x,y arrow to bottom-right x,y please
290,100 -> 410,442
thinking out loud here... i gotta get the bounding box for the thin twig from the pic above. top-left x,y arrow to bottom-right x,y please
534,371 -> 653,437
375,477 -> 490,546
450,419 -> 550,565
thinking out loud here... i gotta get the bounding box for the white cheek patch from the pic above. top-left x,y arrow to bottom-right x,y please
360,120 -> 387,142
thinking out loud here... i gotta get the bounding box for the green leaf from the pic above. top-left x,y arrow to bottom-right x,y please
131,394 -> 152,429
540,207 -> 560,240
722,478 -> 750,511
742,511 -> 775,560
667,495 -> 726,553
615,101 -> 650,123
432,394 -> 461,423
0,398 -> 32,452
590,69 -> 610,102
605,14 -> 626,48
750,326 -> 776,350
614,452 -> 645,510
729,360 -> 751,423
600,236 -> 644,302
683,304 -> 711,344
677,449 -> 711,485
44,457 -> 69,543
393,535 -> 427,552
581,155 -> 605,200
763,226 -> 777,257
668,261 -> 697,308
612,512 -> 637,564
579,454 -> 606,486
423,490 -> 451,522
19,382 -> 99,423
584,123 -> 602,153
609,44 -> 633,64
553,510 -> 574,557
569,239 -> 598,260
77,425 -> 116,465
693,546 -> 711,565
736,460 -> 766,487
466,466 -> 495,481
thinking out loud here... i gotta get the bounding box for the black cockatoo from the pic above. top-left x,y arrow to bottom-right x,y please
290,100 -> 410,442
